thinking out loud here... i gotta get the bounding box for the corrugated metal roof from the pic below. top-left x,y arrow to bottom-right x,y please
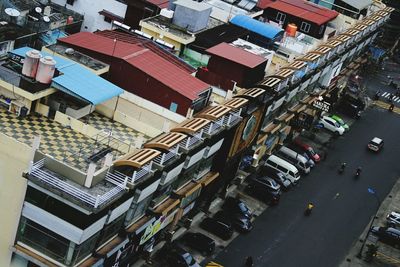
146,0 -> 169,9
206,42 -> 267,68
259,0 -> 338,25
59,32 -> 209,100
11,47 -> 123,105
230,15 -> 284,40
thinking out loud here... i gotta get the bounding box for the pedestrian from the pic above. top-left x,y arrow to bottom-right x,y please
245,256 -> 254,267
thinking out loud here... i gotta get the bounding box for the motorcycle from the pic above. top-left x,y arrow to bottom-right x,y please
338,163 -> 346,174
355,168 -> 361,178
304,203 -> 314,216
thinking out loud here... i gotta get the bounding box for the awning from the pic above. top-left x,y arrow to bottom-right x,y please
198,172 -> 220,187
153,198 -> 180,216
52,64 -> 123,105
98,10 -> 124,23
175,182 -> 202,198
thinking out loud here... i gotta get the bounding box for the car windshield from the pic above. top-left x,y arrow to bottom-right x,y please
269,179 -> 278,186
369,141 -> 379,146
307,147 -> 316,155
183,253 -> 195,265
238,202 -> 249,212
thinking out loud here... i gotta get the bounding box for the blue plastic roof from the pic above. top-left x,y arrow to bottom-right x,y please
230,15 -> 284,40
10,47 -> 123,105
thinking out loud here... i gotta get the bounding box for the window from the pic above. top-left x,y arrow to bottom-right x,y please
125,195 -> 152,226
276,12 -> 286,23
170,102 -> 178,112
319,25 -> 325,35
71,232 -> 100,265
104,16 -> 112,23
98,215 -> 125,245
194,156 -> 214,180
300,22 -> 311,33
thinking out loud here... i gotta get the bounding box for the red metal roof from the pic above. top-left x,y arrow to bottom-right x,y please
95,30 -> 195,73
259,0 -> 338,25
146,0 -> 169,9
59,32 -> 209,100
206,42 -> 267,68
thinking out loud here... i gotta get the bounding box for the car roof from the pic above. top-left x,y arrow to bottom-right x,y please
371,137 -> 383,143
322,116 -> 335,121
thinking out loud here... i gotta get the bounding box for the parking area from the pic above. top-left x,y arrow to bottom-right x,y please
132,108 -> 362,267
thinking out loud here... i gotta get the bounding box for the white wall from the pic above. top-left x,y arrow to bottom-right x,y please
52,0 -> 127,32
0,134 -> 30,267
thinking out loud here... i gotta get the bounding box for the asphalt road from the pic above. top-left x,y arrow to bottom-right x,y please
215,108 -> 400,267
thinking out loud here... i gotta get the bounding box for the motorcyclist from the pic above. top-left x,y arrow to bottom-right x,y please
339,162 -> 346,172
305,202 -> 314,215
356,167 -> 362,175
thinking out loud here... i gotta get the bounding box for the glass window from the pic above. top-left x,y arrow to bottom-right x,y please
125,195 -> 152,226
98,215 -> 125,245
300,22 -> 311,33
17,218 -> 69,264
276,12 -> 286,23
173,163 -> 200,190
71,232 -> 100,265
195,156 -> 214,180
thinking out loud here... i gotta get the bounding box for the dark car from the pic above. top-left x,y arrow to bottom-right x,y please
370,226 -> 400,248
337,95 -> 364,118
214,211 -> 253,233
262,166 -> 291,190
246,178 -> 281,205
164,244 -> 201,267
249,176 -> 281,194
222,197 -> 253,219
200,217 -> 233,240
180,232 -> 215,255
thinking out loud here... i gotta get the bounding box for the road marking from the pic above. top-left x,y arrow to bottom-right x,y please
373,100 -> 400,114
395,97 -> 400,102
381,92 -> 389,97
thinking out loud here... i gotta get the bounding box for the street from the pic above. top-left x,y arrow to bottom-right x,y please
215,108 -> 400,267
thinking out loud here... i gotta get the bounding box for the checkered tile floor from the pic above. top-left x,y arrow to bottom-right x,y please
82,112 -> 149,145
0,108 -> 114,171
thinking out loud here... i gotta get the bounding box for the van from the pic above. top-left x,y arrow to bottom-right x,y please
276,146 -> 311,174
264,155 -> 300,184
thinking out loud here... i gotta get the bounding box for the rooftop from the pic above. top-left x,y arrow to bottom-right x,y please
59,32 -> 210,100
206,42 -> 267,68
46,44 -> 109,72
259,0 -> 339,25
230,14 -> 284,39
0,21 -> 33,43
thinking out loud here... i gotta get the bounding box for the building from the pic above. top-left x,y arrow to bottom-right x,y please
258,0 -> 339,39
58,30 -> 212,117
3,3 -> 394,267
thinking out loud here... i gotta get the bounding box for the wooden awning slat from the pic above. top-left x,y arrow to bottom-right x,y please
171,118 -> 210,134
224,97 -> 248,109
283,60 -> 307,70
115,148 -> 161,168
261,77 -> 282,88
297,53 -> 320,62
274,68 -> 294,78
197,105 -> 231,120
312,46 -> 331,55
239,88 -> 266,98
145,132 -> 187,150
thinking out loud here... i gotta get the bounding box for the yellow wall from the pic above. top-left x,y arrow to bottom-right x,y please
140,28 -> 183,53
0,134 -> 30,267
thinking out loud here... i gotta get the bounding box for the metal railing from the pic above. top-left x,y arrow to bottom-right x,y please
29,159 -> 126,209
153,145 -> 179,166
131,162 -> 152,184
225,108 -> 242,127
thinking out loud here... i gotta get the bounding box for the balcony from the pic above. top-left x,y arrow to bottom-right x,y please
27,157 -> 127,211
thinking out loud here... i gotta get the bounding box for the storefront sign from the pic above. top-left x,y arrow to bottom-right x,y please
104,238 -> 136,267
139,216 -> 165,245
312,97 -> 331,112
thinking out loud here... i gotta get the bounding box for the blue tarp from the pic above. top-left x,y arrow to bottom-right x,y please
230,15 -> 284,40
369,46 -> 386,60
10,47 -> 123,105
40,29 -> 68,46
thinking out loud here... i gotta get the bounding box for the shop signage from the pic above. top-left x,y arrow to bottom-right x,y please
139,216 -> 165,245
242,115 -> 257,141
104,238 -> 136,267
312,96 -> 331,112
265,135 -> 278,150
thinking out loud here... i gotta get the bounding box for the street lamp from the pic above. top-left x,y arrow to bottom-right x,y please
356,187 -> 381,259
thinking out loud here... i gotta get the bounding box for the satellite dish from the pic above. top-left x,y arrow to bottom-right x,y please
35,7 -> 42,13
43,16 -> 50,23
5,8 -> 20,17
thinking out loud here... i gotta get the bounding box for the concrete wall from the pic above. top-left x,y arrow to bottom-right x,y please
52,0 -> 127,32
0,134 -> 30,267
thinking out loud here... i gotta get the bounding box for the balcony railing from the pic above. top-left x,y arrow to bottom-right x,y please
179,131 -> 203,150
29,159 -> 126,209
153,146 -> 179,166
224,108 -> 242,127
131,162 -> 152,184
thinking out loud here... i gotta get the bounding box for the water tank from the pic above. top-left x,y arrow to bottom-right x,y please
22,50 -> 41,78
36,56 -> 56,84
160,8 -> 174,19
286,23 -> 297,37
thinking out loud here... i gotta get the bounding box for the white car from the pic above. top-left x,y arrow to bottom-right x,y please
318,116 -> 345,135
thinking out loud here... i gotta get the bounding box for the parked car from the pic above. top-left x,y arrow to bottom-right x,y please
330,114 -> 349,131
367,137 -> 384,152
262,166 -> 291,190
370,226 -> 400,248
180,232 -> 215,255
200,217 -> 233,240
214,211 -> 253,233
222,197 -> 253,219
337,95 -> 364,119
275,146 -> 312,174
164,243 -> 201,267
246,177 -> 281,205
387,211 -> 400,227
264,155 -> 301,184
318,116 -> 345,135
292,138 -> 320,163
249,176 -> 281,193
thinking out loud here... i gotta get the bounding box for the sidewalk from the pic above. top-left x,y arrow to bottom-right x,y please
339,178 -> 400,267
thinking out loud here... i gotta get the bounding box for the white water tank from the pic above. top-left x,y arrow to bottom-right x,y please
22,50 -> 41,78
36,56 -> 56,84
